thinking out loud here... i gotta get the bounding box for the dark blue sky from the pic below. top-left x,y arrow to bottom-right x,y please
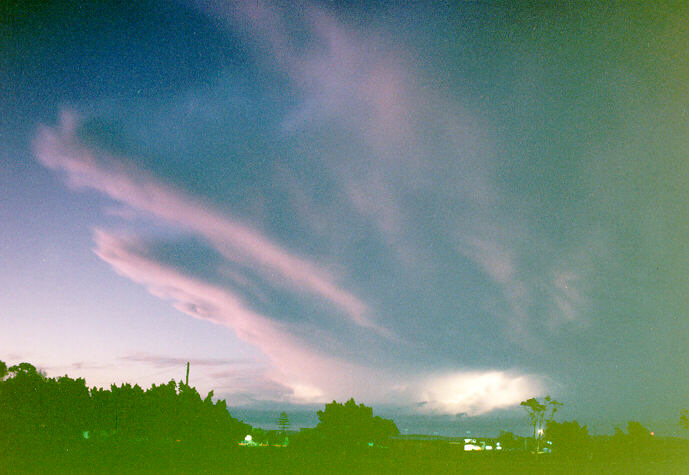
2,1 -> 688,436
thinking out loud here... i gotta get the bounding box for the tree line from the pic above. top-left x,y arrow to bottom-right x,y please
0,361 -> 251,448
0,360 -> 399,450
1,360 -> 685,456
3,360 -> 686,472
512,395 -> 687,459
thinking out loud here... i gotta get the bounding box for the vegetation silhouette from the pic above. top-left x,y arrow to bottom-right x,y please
496,430 -> 523,450
519,395 -> 561,452
314,398 -> 399,447
278,411 -> 291,433
1,361 -> 688,472
278,411 -> 291,445
545,419 -> 591,457
0,361 -> 249,450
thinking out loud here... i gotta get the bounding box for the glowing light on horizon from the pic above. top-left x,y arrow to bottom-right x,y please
419,371 -> 542,415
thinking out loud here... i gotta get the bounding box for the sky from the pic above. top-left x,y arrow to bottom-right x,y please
2,1 -> 689,436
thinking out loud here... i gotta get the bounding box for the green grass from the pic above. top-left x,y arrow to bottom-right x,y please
3,439 -> 688,474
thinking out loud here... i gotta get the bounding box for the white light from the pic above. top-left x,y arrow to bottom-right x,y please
420,371 -> 542,415
245,435 -> 252,442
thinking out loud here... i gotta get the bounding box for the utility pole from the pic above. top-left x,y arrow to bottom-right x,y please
185,361 -> 190,386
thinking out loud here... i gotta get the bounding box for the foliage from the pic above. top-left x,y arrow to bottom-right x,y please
250,427 -> 281,445
497,430 -> 522,450
520,396 -> 562,440
606,420 -> 655,456
278,411 -> 290,433
626,420 -> 651,440
680,409 -> 688,430
545,420 -> 590,455
0,360 -> 250,447
315,398 -> 399,447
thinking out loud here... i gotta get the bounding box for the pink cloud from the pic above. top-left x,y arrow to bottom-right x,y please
92,229 -> 372,403
458,228 -> 592,344
30,3 -> 556,411
456,230 -> 537,346
202,0 -> 415,148
457,234 -> 515,285
33,112 -> 383,333
197,1 -> 442,272
196,0 -> 293,71
120,353 -> 241,368
548,267 -> 589,329
57,230 -> 540,410
119,352 -> 293,404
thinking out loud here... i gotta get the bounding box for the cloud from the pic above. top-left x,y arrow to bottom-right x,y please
94,230 -> 544,411
457,234 -> 515,285
198,0 -> 423,246
120,353 -> 243,369
419,371 -> 543,416
456,221 -> 595,344
33,112 -> 382,333
93,229 -> 356,401
31,2 -> 556,414
120,352 -> 296,405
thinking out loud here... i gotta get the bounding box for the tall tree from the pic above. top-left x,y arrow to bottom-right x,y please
315,398 -> 398,447
520,396 -> 562,451
277,411 -> 290,434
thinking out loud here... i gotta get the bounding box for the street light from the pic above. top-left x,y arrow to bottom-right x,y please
537,428 -> 544,452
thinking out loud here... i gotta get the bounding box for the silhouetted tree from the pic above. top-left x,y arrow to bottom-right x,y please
0,360 -> 7,381
520,396 -> 561,451
521,397 -> 545,440
0,360 -> 250,451
497,430 -> 521,450
278,411 -> 290,433
545,420 -> 590,456
0,362 -> 46,442
315,398 -> 399,447
277,411 -> 291,445
8,362 -> 40,377
626,420 -> 651,441
608,420 -> 654,456
680,409 -> 688,430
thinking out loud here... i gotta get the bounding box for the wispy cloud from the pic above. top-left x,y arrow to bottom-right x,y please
71,228 -> 544,411
458,234 -> 515,285
120,352 -> 292,405
92,229 -> 365,403
33,112 -> 381,333
31,1 -> 566,413
198,0 -> 422,251
121,353 -> 244,369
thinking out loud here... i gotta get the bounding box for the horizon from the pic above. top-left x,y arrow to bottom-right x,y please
0,357 -> 681,439
3,1 -> 688,438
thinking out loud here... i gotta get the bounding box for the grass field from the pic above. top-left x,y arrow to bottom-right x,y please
3,439 -> 688,474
